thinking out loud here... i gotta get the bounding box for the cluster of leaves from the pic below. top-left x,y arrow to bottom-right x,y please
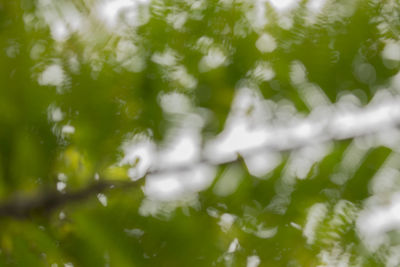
1,0 -> 400,266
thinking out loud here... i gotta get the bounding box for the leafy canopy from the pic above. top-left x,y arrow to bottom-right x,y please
1,0 -> 400,266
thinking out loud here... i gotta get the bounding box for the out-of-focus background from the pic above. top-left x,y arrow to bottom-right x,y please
1,0 -> 400,266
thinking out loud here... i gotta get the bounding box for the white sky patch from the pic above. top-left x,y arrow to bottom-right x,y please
204,87 -> 400,172
51,109 -> 63,122
51,20 -> 69,42
253,225 -> 277,239
287,154 -> 311,179
207,207 -> 220,218
205,120 -> 270,163
166,11 -> 188,30
291,158 -> 314,180
159,92 -> 192,114
195,36 -> 214,54
62,4 -> 82,33
170,66 -> 197,90
357,193 -> 400,252
317,245 -> 352,267
213,165 -> 243,197
115,40 -> 146,72
48,105 -> 64,122
199,47 -> 227,71
120,136 -> 155,180
38,64 -> 65,87
139,194 -> 199,217
249,61 -> 275,82
247,255 -> 261,267
244,151 -> 281,177
231,87 -> 267,117
293,144 -> 331,180
298,83 -> 331,109
268,0 -> 299,12
97,0 -> 137,29
38,1 -> 83,42
330,142 -> 366,185
227,238 -> 240,253
382,40 -> 400,62
291,121 -> 314,140
138,120 -> 214,202
158,129 -> 200,168
181,113 -> 205,129
97,193 -> 108,207
274,100 -> 297,121
144,163 -> 215,201
144,174 -> 184,201
370,155 -> 400,195
180,164 -> 216,192
116,40 -> 138,62
290,60 -> 307,85
57,182 -> 66,192
61,125 -> 75,135
59,211 -> 66,220
303,202 -> 328,245
152,49 -> 177,66
331,91 -> 400,140
255,33 -> 277,53
307,0 -> 328,13
329,200 -> 357,232
246,0 -> 268,30
290,222 -> 302,230
219,213 -> 236,232
278,15 -> 293,30
341,143 -> 366,172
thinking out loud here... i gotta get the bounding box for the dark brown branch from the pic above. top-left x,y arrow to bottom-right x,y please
0,180 -> 143,219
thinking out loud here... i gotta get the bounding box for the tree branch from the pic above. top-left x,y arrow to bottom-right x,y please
2,96 -> 400,219
0,180 -> 143,219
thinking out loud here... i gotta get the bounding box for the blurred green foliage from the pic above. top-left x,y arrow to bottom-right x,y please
1,0 -> 400,266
